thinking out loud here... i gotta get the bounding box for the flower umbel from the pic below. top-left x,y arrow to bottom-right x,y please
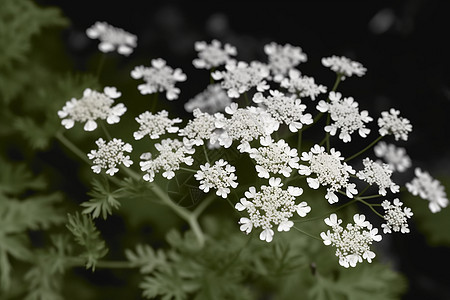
88,138 -> 133,176
374,141 -> 411,172
184,84 -> 232,114
194,159 -> 238,198
280,69 -> 327,100
356,158 -> 400,196
321,55 -> 367,80
193,39 -> 237,69
381,199 -> 413,234
264,42 -> 307,82
86,21 -> 137,56
378,108 -> 412,141
178,108 -> 217,146
133,110 -> 182,140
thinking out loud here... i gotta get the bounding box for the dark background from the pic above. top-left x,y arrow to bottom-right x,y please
36,1 -> 450,299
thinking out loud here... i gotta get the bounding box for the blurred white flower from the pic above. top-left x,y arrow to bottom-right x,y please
193,39 -> 237,69
264,42 -> 307,82
184,84 -> 232,114
374,141 -> 411,172
86,21 -> 137,56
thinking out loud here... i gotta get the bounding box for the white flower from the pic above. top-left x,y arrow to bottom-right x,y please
178,109 -> 217,146
316,91 -> 372,143
374,141 -> 411,172
184,84 -> 232,114
378,108 -> 412,141
406,168 -> 449,213
194,159 -> 238,198
381,199 -> 413,234
248,137 -> 300,178
321,55 -> 367,80
280,69 -> 327,100
193,40 -> 237,69
264,42 -> 307,82
131,58 -> 187,100
87,138 -> 133,176
140,138 -> 195,182
214,104 -> 279,148
57,87 -> 126,131
320,213 -> 382,268
133,110 -> 182,140
253,90 -> 313,132
299,145 -> 357,203
211,61 -> 269,98
235,178 -> 310,242
86,21 -> 137,56
356,158 -> 399,196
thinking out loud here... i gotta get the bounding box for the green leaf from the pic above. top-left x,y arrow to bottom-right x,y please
0,159 -> 46,196
125,244 -> 167,274
81,177 -> 122,220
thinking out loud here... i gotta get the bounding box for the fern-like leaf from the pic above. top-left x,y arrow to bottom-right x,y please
125,244 -> 167,274
81,178 -> 122,220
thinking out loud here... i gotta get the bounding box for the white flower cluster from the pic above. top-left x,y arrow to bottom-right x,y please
374,141 -> 411,172
87,138 -> 133,176
280,69 -> 327,100
194,159 -> 238,198
299,145 -> 357,204
86,22 -> 137,56
253,90 -> 313,132
248,137 -> 300,178
381,199 -> 413,234
406,168 -> 449,213
378,109 -> 412,141
184,84 -> 232,114
264,42 -> 307,82
235,178 -> 311,242
178,109 -> 217,146
321,213 -> 382,268
317,91 -> 372,143
212,61 -> 269,98
140,139 -> 195,182
193,40 -> 237,69
357,158 -> 399,196
133,110 -> 182,140
214,103 -> 279,149
321,55 -> 367,79
58,87 -> 126,131
131,58 -> 187,100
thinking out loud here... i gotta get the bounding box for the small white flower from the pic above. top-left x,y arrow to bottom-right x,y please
184,84 -> 232,114
378,108 -> 412,141
253,90 -> 313,132
264,42 -> 307,82
133,110 -> 182,140
194,159 -> 238,198
280,69 -> 327,100
131,58 -> 186,100
316,91 -> 372,143
321,55 -> 367,80
58,87 -> 126,131
299,145 -> 357,203
178,109 -> 217,146
406,168 -> 449,213
86,21 -> 137,56
381,199 -> 413,234
357,158 -> 400,196
193,39 -> 237,69
87,138 -> 133,176
374,141 -> 411,172
320,213 -> 382,268
235,178 -> 310,242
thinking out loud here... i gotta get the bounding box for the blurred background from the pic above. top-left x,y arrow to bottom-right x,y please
29,1 -> 450,299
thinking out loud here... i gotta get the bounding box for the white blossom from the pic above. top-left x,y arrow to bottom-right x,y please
178,109 -> 217,146
235,178 -> 311,242
280,69 -> 327,100
321,55 -> 367,80
214,103 -> 279,149
374,141 -> 411,172
133,110 -> 182,140
378,108 -> 412,141
194,159 -> 238,198
184,84 -> 232,114
131,58 -> 186,100
58,87 -> 126,131
316,91 -> 372,143
87,138 -> 133,176
299,145 -> 357,204
320,213 -> 382,268
193,40 -> 237,69
406,168 -> 449,213
357,158 -> 399,196
381,199 -> 413,234
264,42 -> 307,82
211,61 -> 269,98
86,21 -> 137,56
248,136 -> 300,178
253,90 -> 313,132
140,138 -> 195,182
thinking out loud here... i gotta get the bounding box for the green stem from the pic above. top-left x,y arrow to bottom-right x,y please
179,167 -> 197,173
202,144 -> 210,164
292,226 -> 321,241
99,121 -> 112,140
55,132 -> 91,164
344,136 -> 383,162
357,198 -> 384,218
357,194 -> 383,200
297,130 -> 303,153
356,184 -> 371,197
68,258 -> 135,269
193,193 -> 216,218
295,199 -> 357,224
331,74 -> 342,92
243,92 -> 250,106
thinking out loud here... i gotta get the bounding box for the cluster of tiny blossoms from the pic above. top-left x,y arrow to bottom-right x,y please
56,26 -> 450,271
